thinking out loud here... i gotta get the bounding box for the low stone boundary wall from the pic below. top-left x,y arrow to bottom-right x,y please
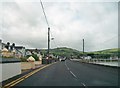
21,61 -> 42,70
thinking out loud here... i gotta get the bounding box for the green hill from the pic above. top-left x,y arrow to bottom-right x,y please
86,48 -> 119,58
89,48 -> 119,54
40,47 -> 81,58
40,47 -> 119,58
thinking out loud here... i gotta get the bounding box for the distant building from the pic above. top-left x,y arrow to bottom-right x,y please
0,40 -> 26,58
0,40 -> 2,56
84,56 -> 92,60
0,40 -> 6,50
25,51 -> 32,56
0,39 -> 2,51
2,43 -> 6,49
25,49 -> 41,56
0,40 -> 7,56
15,46 -> 26,57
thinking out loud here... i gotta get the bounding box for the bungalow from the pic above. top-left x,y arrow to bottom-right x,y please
0,39 -> 1,50
0,41 -> 6,50
15,46 -> 26,57
0,40 -> 6,57
25,49 -> 41,56
25,50 -> 32,56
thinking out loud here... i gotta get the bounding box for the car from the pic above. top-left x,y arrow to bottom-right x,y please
59,58 -> 66,61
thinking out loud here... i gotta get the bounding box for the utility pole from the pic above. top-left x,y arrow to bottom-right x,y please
83,39 -> 84,59
48,27 -> 50,59
83,39 -> 84,53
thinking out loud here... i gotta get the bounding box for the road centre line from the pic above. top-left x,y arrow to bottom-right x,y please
70,71 -> 77,78
65,60 -> 70,70
65,60 -> 87,87
9,79 -> 24,87
65,61 -> 77,78
3,62 -> 57,88
81,82 -> 87,88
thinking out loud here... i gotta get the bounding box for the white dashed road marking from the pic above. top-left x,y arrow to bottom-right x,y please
81,82 -> 86,87
70,71 -> 77,78
65,60 -> 87,87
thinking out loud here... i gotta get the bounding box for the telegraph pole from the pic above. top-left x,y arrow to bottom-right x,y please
83,39 -> 84,53
40,0 -> 50,60
48,27 -> 50,59
83,39 -> 84,59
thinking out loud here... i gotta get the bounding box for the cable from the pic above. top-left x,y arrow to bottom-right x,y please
99,35 -> 118,45
84,35 -> 118,51
40,0 -> 49,27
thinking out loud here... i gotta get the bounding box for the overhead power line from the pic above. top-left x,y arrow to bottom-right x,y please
40,0 -> 50,58
40,0 -> 49,27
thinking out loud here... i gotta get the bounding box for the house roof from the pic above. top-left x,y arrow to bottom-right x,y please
2,48 -> 8,52
2,43 -> 6,46
15,46 -> 25,49
26,49 -> 41,52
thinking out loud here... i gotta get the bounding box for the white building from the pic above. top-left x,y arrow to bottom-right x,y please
0,40 -> 6,57
26,50 -> 32,56
84,56 -> 92,60
0,39 -> 2,51
0,40 -> 6,50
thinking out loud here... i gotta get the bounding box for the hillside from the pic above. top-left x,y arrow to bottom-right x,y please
86,48 -> 119,58
40,47 -> 119,58
40,47 -> 81,58
89,48 -> 119,54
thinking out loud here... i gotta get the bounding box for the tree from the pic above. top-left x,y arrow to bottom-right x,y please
87,53 -> 94,58
32,54 -> 39,61
11,43 -> 15,50
12,43 -> 15,47
5,42 -> 10,50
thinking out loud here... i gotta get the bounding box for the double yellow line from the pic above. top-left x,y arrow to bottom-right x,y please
3,62 -> 56,88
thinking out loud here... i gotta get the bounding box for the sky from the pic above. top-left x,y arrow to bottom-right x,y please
0,0 -> 119,52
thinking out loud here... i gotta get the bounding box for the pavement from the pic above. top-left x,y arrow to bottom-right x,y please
2,60 -> 119,88
71,59 -> 119,67
91,62 -> 119,67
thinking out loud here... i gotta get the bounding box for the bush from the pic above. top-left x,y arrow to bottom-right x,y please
32,54 -> 39,61
26,54 -> 39,61
20,57 -> 27,62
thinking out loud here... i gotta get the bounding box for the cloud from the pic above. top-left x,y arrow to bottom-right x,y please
1,1 -> 118,51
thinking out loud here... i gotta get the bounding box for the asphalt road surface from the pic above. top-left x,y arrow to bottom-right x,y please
14,60 -> 118,87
